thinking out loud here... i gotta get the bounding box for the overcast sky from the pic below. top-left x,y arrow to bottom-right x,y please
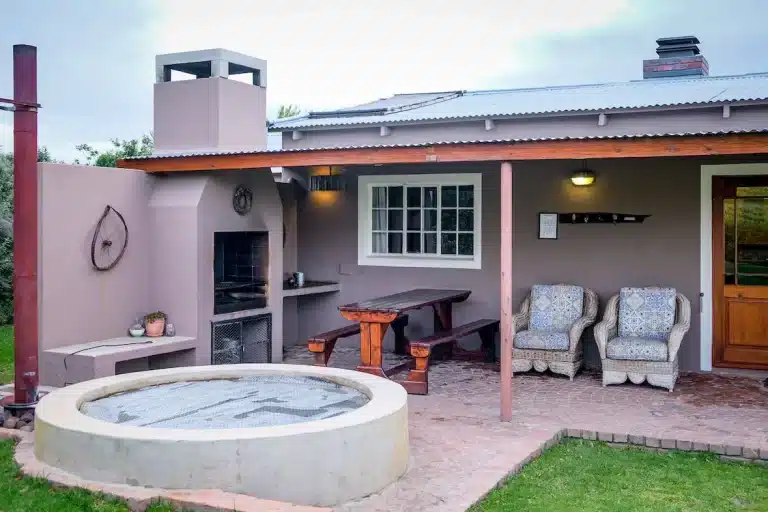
1,0 -> 767,161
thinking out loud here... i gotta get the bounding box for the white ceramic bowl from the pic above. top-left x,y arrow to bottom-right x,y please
129,328 -> 145,337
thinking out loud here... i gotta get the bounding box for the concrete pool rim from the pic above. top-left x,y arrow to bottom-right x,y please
35,364 -> 406,441
34,364 -> 409,507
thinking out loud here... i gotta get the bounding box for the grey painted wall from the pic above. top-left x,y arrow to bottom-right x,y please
281,105 -> 768,150
294,158 -> 706,371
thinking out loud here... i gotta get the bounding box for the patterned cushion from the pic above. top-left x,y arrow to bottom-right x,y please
606,336 -> 668,362
618,287 -> 676,341
514,329 -> 570,351
529,284 -> 584,332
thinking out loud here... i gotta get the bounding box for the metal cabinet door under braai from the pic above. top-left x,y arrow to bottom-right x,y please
211,314 -> 272,364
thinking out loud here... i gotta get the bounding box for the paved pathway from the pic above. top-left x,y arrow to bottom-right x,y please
284,346 -> 768,512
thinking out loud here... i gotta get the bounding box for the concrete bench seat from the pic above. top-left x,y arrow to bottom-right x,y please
41,336 -> 197,387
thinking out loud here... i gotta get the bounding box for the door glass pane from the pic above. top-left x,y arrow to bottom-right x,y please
724,199 -> 735,284
735,197 -> 768,285
737,186 -> 768,197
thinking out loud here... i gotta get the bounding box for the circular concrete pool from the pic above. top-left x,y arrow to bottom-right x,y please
34,365 -> 409,507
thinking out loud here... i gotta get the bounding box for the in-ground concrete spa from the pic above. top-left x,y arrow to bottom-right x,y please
34,364 -> 409,507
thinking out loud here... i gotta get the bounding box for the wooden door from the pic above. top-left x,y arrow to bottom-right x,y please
713,176 -> 768,369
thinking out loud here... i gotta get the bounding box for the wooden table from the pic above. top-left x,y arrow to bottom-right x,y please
338,288 -> 471,389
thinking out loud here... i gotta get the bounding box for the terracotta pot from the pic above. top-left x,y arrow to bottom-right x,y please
145,318 -> 165,337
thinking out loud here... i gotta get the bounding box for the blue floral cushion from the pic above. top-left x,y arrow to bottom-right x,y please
606,336 -> 668,362
513,329 -> 570,351
529,284 -> 584,332
618,287 -> 676,341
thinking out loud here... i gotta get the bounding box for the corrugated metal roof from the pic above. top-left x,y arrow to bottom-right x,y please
125,128 -> 768,161
270,73 -> 768,130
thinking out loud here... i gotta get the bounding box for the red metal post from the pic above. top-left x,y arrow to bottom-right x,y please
500,162 -> 513,421
12,45 -> 39,405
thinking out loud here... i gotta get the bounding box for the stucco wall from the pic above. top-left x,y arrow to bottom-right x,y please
295,162 -> 500,349
279,183 -> 300,350
511,158 -> 701,369
281,105 -> 768,150
154,77 -> 266,154
197,171 -> 284,364
295,158 -> 703,371
39,163 -> 154,354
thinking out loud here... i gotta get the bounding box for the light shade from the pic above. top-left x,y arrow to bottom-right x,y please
570,169 -> 596,186
309,174 -> 345,191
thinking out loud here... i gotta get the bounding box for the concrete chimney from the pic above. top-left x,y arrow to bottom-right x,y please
153,49 -> 268,155
643,36 -> 708,79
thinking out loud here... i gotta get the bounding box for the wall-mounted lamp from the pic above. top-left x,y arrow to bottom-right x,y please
309,167 -> 346,191
570,169 -> 596,187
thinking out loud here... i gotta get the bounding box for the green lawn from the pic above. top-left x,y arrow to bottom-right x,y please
473,439 -> 768,512
0,328 -> 179,510
0,325 -> 13,384
0,440 -> 177,511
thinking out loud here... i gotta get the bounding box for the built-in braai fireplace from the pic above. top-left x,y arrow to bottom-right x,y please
214,231 -> 269,314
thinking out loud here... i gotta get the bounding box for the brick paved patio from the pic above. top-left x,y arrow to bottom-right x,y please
284,346 -> 768,512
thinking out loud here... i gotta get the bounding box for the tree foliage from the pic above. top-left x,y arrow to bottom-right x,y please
75,133 -> 154,167
0,146 -> 54,324
277,104 -> 301,119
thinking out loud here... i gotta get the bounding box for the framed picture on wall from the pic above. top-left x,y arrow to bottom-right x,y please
538,212 -> 558,240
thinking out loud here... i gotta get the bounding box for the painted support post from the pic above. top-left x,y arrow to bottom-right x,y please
500,161 -> 513,421
11,45 -> 39,405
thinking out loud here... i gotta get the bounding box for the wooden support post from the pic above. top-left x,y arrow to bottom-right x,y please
500,161 -> 514,421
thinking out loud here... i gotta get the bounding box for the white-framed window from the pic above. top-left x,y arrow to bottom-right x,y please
357,173 -> 482,269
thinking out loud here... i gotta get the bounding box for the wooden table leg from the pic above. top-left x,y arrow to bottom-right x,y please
357,321 -> 389,378
392,315 -> 410,355
432,301 -> 454,359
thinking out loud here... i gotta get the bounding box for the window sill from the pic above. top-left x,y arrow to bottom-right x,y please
358,254 -> 481,270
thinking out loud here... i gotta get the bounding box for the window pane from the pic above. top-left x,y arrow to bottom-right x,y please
372,233 -> 386,253
441,233 -> 457,255
388,186 -> 403,208
458,233 -> 474,255
407,210 -> 421,231
406,233 -> 421,253
372,209 -> 386,230
424,233 -> 437,253
372,187 -> 387,208
424,187 -> 438,208
441,186 -> 457,207
441,210 -> 457,231
424,209 -> 437,231
388,209 -> 403,230
387,233 -> 403,254
458,185 -> 474,207
407,187 -> 421,207
458,209 -> 473,231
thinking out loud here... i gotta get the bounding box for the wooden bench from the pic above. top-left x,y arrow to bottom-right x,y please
308,314 -> 409,367
399,318 -> 499,395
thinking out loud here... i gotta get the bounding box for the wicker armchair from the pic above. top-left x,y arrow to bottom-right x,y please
594,287 -> 691,392
511,284 -> 598,380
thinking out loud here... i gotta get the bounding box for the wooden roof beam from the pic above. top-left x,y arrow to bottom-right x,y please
118,133 -> 768,172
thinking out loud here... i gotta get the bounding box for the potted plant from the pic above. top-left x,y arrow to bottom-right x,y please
144,311 -> 167,337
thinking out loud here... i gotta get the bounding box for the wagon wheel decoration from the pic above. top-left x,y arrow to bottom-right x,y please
91,205 -> 129,271
233,185 -> 253,215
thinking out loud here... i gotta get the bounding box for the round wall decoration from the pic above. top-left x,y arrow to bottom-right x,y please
233,185 -> 253,215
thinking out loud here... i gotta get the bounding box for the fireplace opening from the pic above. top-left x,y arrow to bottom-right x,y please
214,231 -> 269,314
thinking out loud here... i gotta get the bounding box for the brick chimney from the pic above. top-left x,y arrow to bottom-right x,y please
153,49 -> 267,154
643,36 -> 708,79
